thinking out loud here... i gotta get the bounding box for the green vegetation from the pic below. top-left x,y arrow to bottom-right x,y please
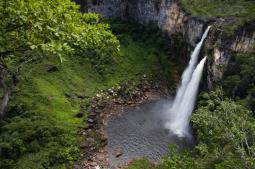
180,0 -> 255,33
191,89 -> 255,168
109,19 -> 181,87
1,0 -> 254,169
223,52 -> 255,112
0,0 -> 119,167
0,0 -> 119,119
126,159 -> 160,169
0,3 -> 175,167
128,89 -> 255,169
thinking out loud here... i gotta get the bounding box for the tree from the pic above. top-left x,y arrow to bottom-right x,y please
192,88 -> 255,169
162,89 -> 255,169
0,0 -> 120,118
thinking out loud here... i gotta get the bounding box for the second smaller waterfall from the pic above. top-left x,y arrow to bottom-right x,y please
165,26 -> 210,137
166,57 -> 207,137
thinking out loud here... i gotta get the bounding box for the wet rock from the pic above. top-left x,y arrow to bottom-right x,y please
115,149 -> 123,158
45,64 -> 58,72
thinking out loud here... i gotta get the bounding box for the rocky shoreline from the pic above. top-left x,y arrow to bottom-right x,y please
74,75 -> 170,169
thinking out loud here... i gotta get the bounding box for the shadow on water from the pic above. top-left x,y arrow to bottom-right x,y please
104,99 -> 195,168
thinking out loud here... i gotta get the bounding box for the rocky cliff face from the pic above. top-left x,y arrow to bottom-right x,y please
207,23 -> 255,88
75,0 -> 255,87
75,0 -> 205,46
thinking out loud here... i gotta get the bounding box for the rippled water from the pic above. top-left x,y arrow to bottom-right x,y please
105,100 -> 195,168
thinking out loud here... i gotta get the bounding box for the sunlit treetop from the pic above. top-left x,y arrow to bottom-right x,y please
0,0 -> 120,73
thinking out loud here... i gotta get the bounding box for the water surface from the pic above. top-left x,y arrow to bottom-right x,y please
105,100 -> 194,168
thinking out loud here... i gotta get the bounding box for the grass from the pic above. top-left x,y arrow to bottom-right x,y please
126,159 -> 159,169
0,27 -> 176,168
180,0 -> 255,33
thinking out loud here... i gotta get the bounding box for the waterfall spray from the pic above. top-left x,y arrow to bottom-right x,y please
165,26 -> 211,137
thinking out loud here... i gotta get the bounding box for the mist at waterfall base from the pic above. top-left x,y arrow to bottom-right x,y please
105,100 -> 195,167
164,26 -> 211,138
105,27 -> 210,167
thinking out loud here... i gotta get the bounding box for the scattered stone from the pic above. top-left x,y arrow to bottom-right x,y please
90,147 -> 96,151
87,118 -> 94,123
115,149 -> 123,158
94,109 -> 103,114
87,137 -> 95,142
95,165 -> 101,169
47,96 -> 54,101
89,112 -> 97,118
78,76 -> 168,168
80,142 -> 90,148
101,137 -> 108,146
89,162 -> 97,167
45,64 -> 58,72
76,111 -> 84,118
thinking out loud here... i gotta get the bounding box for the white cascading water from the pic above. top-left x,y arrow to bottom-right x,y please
170,26 -> 211,113
165,26 -> 211,137
167,57 -> 207,137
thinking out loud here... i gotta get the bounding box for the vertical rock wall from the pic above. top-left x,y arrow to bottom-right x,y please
207,23 -> 255,88
74,0 -> 255,87
74,0 -> 205,46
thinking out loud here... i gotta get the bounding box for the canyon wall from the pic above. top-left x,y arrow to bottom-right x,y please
207,23 -> 255,88
75,0 -> 255,88
75,0 -> 205,46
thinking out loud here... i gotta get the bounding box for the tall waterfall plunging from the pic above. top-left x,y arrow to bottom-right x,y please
165,26 -> 211,137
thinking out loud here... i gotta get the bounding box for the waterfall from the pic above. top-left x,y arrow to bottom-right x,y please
167,57 -> 207,137
165,26 -> 210,137
170,26 -> 211,113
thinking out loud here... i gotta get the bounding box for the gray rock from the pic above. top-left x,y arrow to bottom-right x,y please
87,118 -> 95,123
45,64 -> 58,72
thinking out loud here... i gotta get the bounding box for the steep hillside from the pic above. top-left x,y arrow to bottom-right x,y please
0,19 -> 177,168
